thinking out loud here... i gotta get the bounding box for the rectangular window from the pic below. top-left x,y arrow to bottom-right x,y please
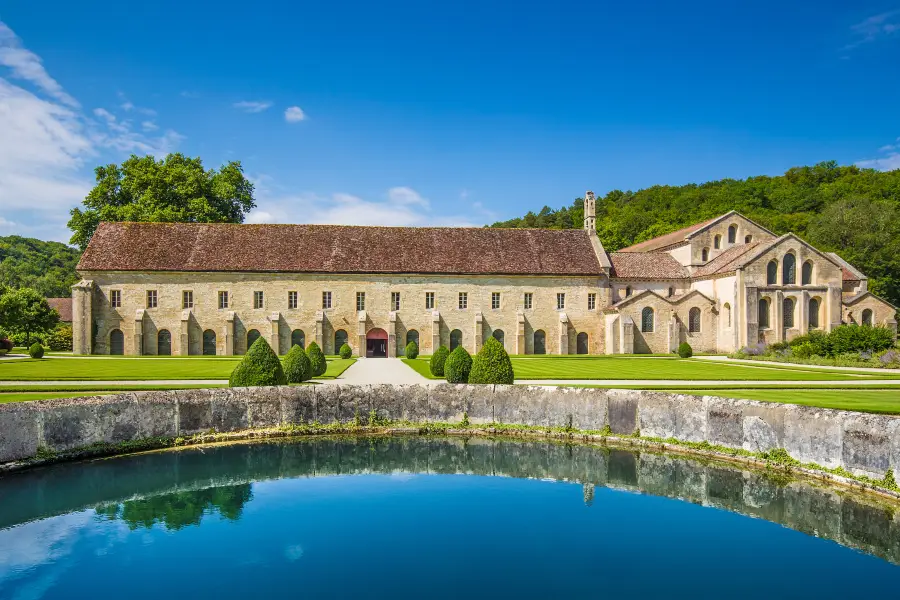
524,292 -> 533,310
288,291 -> 298,310
425,291 -> 435,310
492,292 -> 501,310
182,290 -> 193,309
218,291 -> 229,309
588,293 -> 596,310
146,290 -> 158,309
391,292 -> 401,311
110,289 -> 121,309
357,291 -> 366,311
253,291 -> 264,309
458,292 -> 468,310
556,292 -> 565,310
322,291 -> 332,309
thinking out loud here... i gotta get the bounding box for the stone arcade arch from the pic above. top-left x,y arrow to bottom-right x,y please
492,329 -> 505,348
334,329 -> 348,353
533,329 -> 546,354
366,328 -> 388,358
576,332 -> 589,354
157,329 -> 171,355
291,329 -> 305,349
203,329 -> 217,355
450,329 -> 463,351
247,329 -> 261,351
109,329 -> 124,355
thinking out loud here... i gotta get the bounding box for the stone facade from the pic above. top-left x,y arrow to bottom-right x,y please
72,203 -> 897,356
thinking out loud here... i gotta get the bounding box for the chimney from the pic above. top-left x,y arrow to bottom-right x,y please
583,190 -> 596,232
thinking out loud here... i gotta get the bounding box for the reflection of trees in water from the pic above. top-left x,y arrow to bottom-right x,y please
95,484 -> 252,530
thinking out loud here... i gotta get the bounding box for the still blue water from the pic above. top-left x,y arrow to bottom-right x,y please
1,437 -> 898,599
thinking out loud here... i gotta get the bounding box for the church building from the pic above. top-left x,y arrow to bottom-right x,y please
71,192 -> 897,356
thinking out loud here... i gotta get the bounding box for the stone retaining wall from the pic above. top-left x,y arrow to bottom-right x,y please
1,385 -> 898,479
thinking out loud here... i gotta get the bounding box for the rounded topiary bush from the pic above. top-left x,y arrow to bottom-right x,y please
405,341 -> 419,359
306,341 -> 327,377
282,344 -> 311,383
468,337 -> 514,385
28,342 -> 44,359
229,337 -> 287,387
339,343 -> 353,359
430,345 -> 450,377
678,342 -> 693,358
445,346 -> 472,383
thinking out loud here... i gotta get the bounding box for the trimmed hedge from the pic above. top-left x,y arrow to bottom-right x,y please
307,342 -> 327,377
445,346 -> 472,383
468,337 -> 514,384
430,345 -> 450,377
282,344 -> 312,383
787,325 -> 894,358
28,342 -> 44,359
229,337 -> 287,387
677,342 -> 693,358
339,343 -> 353,359
405,341 -> 419,359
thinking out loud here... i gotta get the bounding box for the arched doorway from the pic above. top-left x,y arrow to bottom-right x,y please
492,329 -> 505,349
366,328 -> 388,358
406,329 -> 419,347
291,329 -> 305,349
334,329 -> 348,354
109,329 -> 124,355
247,329 -> 260,351
157,329 -> 172,355
576,332 -> 589,354
450,329 -> 463,351
203,329 -> 217,355
533,330 -> 546,355
862,309 -> 873,326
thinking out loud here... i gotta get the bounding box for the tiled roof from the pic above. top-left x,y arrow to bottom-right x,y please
842,267 -> 860,282
617,216 -> 722,252
46,297 -> 72,322
77,222 -> 606,276
692,242 -> 762,278
608,252 -> 689,279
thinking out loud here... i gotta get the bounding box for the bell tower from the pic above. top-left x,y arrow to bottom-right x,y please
583,190 -> 596,232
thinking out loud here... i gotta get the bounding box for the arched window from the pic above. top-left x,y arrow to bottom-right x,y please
450,329 -> 463,351
728,225 -> 737,243
157,329 -> 171,355
625,286 -> 632,297
766,260 -> 777,285
688,307 -> 701,333
641,307 -> 654,332
533,330 -> 546,354
723,303 -> 731,328
802,261 -> 813,285
862,309 -> 873,326
406,329 -> 419,347
714,235 -> 721,249
783,297 -> 795,328
759,299 -> 770,329
109,329 -> 124,355
745,235 -> 753,243
782,253 -> 796,285
492,329 -> 505,347
202,329 -> 217,355
576,332 -> 589,354
701,248 -> 709,262
246,329 -> 260,351
334,329 -> 348,353
291,329 -> 305,349
808,298 -> 820,328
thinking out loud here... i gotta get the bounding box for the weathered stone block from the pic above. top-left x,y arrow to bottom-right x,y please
280,385 -> 315,425
638,392 -> 676,439
369,384 -> 405,422
673,394 -> 707,442
176,389 -> 214,434
559,387 -> 608,431
494,385 -> 554,428
246,387 -> 282,428
841,413 -> 896,478
0,403 -> 41,462
741,401 -> 785,453
399,384 -> 430,422
706,397 -> 743,448
209,389 -> 249,432
428,384 -> 472,423
607,391 -> 638,435
135,391 -> 178,438
314,385 -> 341,424
783,405 -> 844,468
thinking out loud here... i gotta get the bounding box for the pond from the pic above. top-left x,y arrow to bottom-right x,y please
1,436 -> 898,598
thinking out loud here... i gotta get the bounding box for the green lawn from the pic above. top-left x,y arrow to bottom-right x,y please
0,357 -> 356,381
401,356 -> 897,381
670,389 -> 900,415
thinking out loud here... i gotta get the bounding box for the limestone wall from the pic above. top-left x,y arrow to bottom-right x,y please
2,385 -> 898,482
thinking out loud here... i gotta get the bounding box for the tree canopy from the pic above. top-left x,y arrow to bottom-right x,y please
0,285 -> 60,344
491,161 -> 900,308
68,153 -> 256,249
0,235 -> 81,297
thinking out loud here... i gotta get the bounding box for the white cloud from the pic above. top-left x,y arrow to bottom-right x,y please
845,10 -> 900,50
284,106 -> 306,123
120,101 -> 134,111
856,138 -> 900,171
233,100 -> 272,113
0,21 -> 78,107
141,120 -> 158,131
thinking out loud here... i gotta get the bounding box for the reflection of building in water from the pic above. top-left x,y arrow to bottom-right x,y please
582,483 -> 595,506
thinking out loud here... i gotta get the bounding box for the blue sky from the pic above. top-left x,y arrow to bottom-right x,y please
1,2 -> 899,242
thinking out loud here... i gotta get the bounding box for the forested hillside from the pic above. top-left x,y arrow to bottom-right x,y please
0,236 -> 82,298
491,161 -> 900,308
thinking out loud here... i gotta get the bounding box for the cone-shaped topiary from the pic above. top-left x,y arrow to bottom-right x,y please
28,342 -> 44,359
339,343 -> 352,359
469,336 -> 514,384
282,344 -> 312,383
430,345 -> 450,377
229,337 -> 287,387
405,341 -> 419,359
445,346 -> 472,383
678,342 -> 693,358
307,341 -> 327,377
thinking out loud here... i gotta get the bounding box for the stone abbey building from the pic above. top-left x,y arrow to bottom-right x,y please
72,193 -> 897,356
